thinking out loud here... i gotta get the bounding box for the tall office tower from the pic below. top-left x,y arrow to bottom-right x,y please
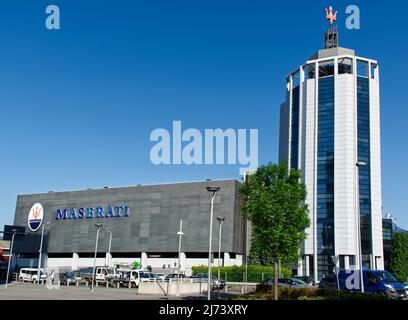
279,7 -> 384,281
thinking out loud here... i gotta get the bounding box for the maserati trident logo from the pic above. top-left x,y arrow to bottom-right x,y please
325,6 -> 337,25
28,203 -> 44,232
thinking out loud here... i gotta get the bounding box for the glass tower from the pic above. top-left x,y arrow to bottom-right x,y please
279,46 -> 384,281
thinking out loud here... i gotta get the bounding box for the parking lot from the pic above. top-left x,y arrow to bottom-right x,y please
0,282 -> 244,300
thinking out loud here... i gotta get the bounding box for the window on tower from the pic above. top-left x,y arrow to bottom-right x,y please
371,63 -> 378,79
338,57 -> 353,75
292,70 -> 300,87
318,60 -> 335,78
357,60 -> 369,77
306,64 -> 316,79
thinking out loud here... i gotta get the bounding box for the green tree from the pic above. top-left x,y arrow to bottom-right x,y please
240,161 -> 310,300
389,233 -> 408,282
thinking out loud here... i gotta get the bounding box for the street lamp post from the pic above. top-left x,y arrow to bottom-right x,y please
37,222 -> 52,283
91,224 -> 102,292
356,161 -> 366,293
206,186 -> 220,301
5,229 -> 17,288
216,216 -> 225,299
104,227 -> 112,267
176,219 -> 184,297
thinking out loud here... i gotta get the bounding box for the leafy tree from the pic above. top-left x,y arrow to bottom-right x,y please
389,233 -> 408,282
240,161 -> 310,300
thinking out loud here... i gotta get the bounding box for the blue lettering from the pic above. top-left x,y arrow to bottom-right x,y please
86,208 -> 94,218
78,208 -> 85,219
56,205 -> 129,221
95,207 -> 104,218
68,208 -> 77,219
106,206 -> 115,218
115,206 -> 123,217
56,208 -> 67,220
124,205 -> 130,217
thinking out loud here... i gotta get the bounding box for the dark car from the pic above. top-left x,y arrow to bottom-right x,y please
164,273 -> 187,281
318,276 -> 338,289
293,276 -> 315,286
59,272 -> 77,285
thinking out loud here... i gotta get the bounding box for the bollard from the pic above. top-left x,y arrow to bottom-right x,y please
128,282 -> 131,289
67,281 -> 69,286
86,281 -> 89,287
76,281 -> 79,287
106,281 -> 109,288
96,281 -> 98,288
117,282 -> 120,289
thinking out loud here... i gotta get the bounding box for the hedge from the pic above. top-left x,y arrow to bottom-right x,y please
232,285 -> 388,300
191,265 -> 291,283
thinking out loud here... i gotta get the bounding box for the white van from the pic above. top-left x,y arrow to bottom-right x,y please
19,268 -> 47,283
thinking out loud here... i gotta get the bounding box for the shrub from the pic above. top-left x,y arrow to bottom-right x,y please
191,265 -> 291,283
298,296 -> 327,300
233,286 -> 388,300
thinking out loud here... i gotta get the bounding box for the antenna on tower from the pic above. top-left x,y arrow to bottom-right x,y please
324,6 -> 338,49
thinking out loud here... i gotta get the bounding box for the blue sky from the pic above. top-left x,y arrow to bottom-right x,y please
1,0 -> 408,229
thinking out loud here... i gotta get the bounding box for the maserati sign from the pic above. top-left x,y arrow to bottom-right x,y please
28,203 -> 44,232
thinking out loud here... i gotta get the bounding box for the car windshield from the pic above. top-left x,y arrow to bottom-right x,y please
291,279 -> 305,284
376,271 -> 397,283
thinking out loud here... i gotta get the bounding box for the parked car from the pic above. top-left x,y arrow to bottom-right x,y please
293,276 -> 315,286
403,281 -> 408,296
337,269 -> 407,300
191,273 -> 226,290
59,272 -> 77,285
318,276 -> 338,289
18,268 -> 47,283
164,273 -> 187,281
154,273 -> 165,281
262,277 -> 311,288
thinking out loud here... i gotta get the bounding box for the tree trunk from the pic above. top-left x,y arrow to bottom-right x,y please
274,261 -> 279,300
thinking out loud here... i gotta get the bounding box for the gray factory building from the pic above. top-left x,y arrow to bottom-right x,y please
11,179 -> 247,272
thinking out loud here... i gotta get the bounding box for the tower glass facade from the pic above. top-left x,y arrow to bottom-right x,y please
317,76 -> 335,278
357,75 -> 372,264
290,86 -> 300,169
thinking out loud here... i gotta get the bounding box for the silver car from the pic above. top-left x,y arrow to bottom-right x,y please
262,277 -> 311,288
403,281 -> 408,296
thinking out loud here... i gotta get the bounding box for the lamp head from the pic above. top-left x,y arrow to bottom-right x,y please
356,162 -> 367,167
216,217 -> 225,222
206,186 -> 220,193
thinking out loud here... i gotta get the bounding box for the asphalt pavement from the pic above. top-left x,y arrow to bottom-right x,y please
0,282 -> 240,300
